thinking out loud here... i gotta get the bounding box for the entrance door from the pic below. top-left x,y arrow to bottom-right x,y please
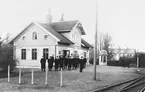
63,50 -> 70,58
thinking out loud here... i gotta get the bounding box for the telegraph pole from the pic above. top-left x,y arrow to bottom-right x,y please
93,0 -> 98,80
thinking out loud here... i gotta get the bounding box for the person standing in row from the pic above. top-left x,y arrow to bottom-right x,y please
40,56 -> 46,72
83,57 -> 87,68
59,55 -> 64,70
55,56 -> 59,71
68,56 -> 72,69
79,56 -> 85,72
48,56 -> 54,71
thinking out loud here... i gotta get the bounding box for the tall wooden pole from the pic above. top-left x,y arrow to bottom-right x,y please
93,0 -> 98,80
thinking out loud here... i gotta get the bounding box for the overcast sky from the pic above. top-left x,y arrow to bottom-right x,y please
0,0 -> 145,51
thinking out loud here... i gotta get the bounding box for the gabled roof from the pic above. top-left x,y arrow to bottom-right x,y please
9,22 -> 74,44
81,39 -> 93,48
10,20 -> 87,45
51,20 -> 85,35
9,22 -> 34,44
39,23 -> 74,44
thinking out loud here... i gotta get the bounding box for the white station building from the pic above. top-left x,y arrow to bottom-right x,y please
10,12 -> 93,66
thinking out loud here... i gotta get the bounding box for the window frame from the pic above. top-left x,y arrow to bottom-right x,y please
21,49 -> 26,60
43,48 -> 49,59
32,32 -> 37,40
44,35 -> 48,40
32,49 -> 37,60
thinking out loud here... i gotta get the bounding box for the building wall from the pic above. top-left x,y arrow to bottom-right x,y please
14,24 -> 57,66
14,24 -> 57,47
71,27 -> 81,48
13,23 -> 90,66
15,46 -> 56,66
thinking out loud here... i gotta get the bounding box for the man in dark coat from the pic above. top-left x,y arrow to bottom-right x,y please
40,56 -> 46,72
64,56 -> 68,70
48,56 -> 54,71
79,56 -> 84,72
68,56 -> 72,70
59,55 -> 64,70
76,56 -> 80,69
55,56 -> 59,71
83,57 -> 87,68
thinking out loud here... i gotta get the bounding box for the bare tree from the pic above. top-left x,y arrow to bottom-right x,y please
99,33 -> 114,61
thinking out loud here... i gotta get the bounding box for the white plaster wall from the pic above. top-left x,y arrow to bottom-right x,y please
15,24 -> 57,47
14,23 -> 57,66
15,46 -> 56,66
70,27 -> 81,48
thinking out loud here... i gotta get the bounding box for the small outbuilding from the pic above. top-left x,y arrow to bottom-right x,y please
99,50 -> 108,65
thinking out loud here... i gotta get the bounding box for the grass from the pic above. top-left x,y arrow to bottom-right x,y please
0,66 -> 141,92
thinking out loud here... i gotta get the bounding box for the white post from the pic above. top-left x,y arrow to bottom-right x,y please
106,56 -> 107,65
137,56 -> 139,68
8,65 -> 10,82
45,67 -> 48,85
19,68 -> 21,84
60,68 -> 63,87
31,68 -> 34,85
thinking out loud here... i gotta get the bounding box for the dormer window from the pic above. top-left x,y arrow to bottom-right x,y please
44,35 -> 48,40
32,32 -> 37,40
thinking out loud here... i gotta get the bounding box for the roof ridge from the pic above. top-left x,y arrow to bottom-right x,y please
52,20 -> 79,23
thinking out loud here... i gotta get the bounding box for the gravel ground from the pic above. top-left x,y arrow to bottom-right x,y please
0,65 -> 143,92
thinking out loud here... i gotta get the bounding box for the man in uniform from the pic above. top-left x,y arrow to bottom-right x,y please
68,55 -> 72,70
55,56 -> 59,71
79,56 -> 84,72
59,55 -> 64,70
83,57 -> 87,68
40,56 -> 46,72
48,56 -> 54,71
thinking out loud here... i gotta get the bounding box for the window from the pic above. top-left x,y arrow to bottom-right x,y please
59,51 -> 61,55
22,36 -> 25,40
32,49 -> 37,60
43,48 -> 49,59
21,49 -> 26,60
84,52 -> 86,58
44,35 -> 48,40
32,32 -> 37,40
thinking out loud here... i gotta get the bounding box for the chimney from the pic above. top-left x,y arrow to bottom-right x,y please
60,13 -> 64,21
46,8 -> 52,24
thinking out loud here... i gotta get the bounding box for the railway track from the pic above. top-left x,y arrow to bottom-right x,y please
94,75 -> 145,92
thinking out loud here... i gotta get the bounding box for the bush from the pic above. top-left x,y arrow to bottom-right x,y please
89,58 -> 99,65
107,60 -> 120,66
0,59 -> 17,72
0,43 -> 17,72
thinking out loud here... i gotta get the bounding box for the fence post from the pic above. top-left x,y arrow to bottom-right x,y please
31,68 -> 34,85
60,67 -> 63,87
19,67 -> 21,84
45,67 -> 48,85
8,65 -> 10,82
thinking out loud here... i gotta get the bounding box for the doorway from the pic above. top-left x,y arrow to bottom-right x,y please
62,50 -> 70,58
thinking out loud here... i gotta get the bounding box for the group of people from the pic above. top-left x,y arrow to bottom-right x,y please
40,55 -> 87,73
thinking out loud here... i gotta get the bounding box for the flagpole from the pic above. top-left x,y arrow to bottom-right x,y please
93,0 -> 98,80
